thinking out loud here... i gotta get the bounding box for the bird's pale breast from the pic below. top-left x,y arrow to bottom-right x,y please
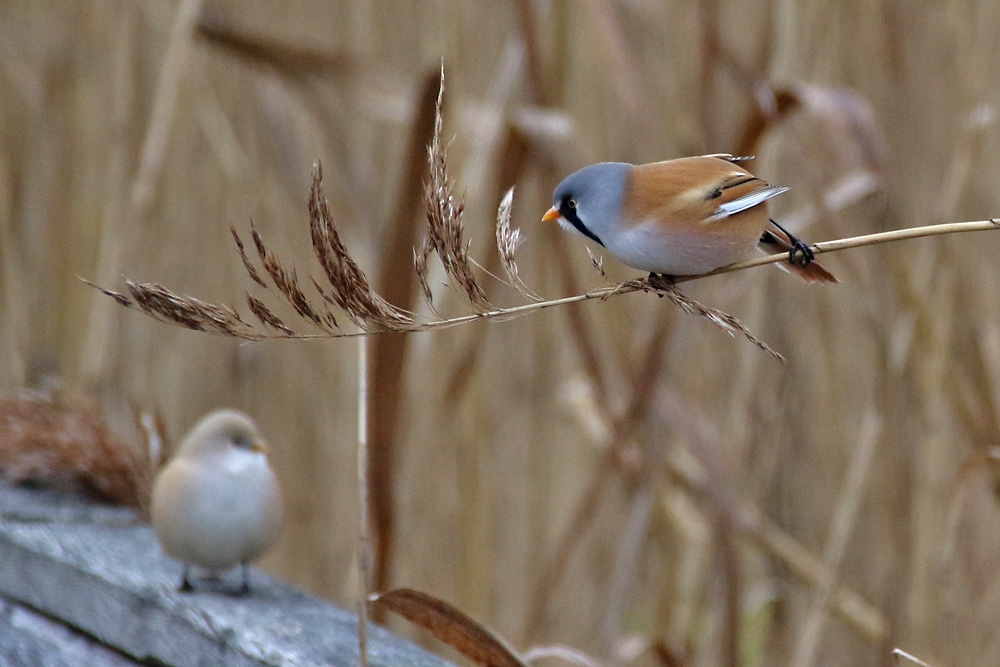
151,451 -> 282,572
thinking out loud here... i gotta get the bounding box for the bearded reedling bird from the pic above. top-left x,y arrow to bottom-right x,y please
151,409 -> 283,595
542,154 -> 837,283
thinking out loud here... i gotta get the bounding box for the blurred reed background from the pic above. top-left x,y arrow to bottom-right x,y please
2,1 -> 1000,666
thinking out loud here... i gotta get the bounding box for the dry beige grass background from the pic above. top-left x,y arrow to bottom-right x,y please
2,2 -> 1000,666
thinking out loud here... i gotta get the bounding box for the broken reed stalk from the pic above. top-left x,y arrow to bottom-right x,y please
356,336 -> 370,667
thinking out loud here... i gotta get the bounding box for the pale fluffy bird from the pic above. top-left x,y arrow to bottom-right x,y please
151,409 -> 283,595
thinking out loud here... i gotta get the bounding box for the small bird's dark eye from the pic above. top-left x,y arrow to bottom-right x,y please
233,435 -> 251,449
567,199 -> 577,209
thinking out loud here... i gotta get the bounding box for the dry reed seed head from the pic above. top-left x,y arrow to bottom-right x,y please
124,281 -> 255,338
495,187 -> 542,302
246,219 -> 331,331
230,225 -> 268,288
246,294 -> 295,335
308,162 -> 414,330
413,241 -> 437,308
419,70 -> 492,312
634,277 -> 784,361
308,276 -> 341,329
82,280 -> 133,308
586,248 -> 606,279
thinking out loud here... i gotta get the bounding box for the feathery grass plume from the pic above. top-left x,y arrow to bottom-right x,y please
230,225 -> 268,288
417,68 -> 492,312
413,242 -> 435,307
246,294 -> 295,335
495,187 -> 542,302
308,162 -> 415,330
635,275 -> 785,361
246,220 -> 331,330
0,387 -> 152,510
586,248 -> 606,279
124,280 -> 256,338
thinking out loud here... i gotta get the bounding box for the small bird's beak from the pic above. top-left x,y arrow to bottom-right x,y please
541,207 -> 561,222
250,441 -> 269,454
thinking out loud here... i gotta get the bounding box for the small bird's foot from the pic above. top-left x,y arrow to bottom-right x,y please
647,272 -> 675,297
787,237 -> 815,267
769,218 -> 815,266
178,566 -> 195,593
235,562 -> 252,597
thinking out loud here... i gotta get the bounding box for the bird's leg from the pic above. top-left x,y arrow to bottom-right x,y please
768,219 -> 815,266
179,564 -> 195,593
237,562 -> 252,596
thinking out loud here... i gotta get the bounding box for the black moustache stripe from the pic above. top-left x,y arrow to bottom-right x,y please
565,211 -> 605,247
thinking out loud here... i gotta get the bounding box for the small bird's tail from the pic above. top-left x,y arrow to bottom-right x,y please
759,223 -> 838,284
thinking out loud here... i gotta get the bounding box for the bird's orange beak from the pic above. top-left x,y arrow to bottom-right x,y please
541,206 -> 561,222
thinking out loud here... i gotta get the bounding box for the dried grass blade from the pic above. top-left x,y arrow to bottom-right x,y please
421,68 -> 492,312
495,188 -> 541,302
637,276 -> 784,361
372,588 -> 528,667
308,162 -> 414,330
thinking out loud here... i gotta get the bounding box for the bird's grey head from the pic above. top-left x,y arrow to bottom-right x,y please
179,409 -> 266,458
550,162 -> 631,247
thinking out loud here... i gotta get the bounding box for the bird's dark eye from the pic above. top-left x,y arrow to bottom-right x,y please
233,435 -> 251,449
567,199 -> 577,209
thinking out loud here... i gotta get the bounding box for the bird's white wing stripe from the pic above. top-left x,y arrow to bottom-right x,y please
705,185 -> 789,222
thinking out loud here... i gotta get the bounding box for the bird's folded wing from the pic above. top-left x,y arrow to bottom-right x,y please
706,185 -> 789,222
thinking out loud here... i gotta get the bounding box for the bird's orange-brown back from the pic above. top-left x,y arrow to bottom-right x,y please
622,157 -> 770,230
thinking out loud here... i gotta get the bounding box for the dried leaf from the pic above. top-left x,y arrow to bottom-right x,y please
372,588 -> 528,667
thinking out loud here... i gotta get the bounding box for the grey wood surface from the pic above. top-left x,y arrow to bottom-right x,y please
0,480 -> 452,667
